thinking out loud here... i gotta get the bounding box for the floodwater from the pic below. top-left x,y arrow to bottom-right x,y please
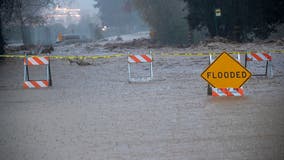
0,53 -> 284,160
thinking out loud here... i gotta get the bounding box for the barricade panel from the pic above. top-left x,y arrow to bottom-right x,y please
128,52 -> 153,82
23,81 -> 49,89
128,54 -> 153,63
212,88 -> 244,96
24,56 -> 49,66
23,54 -> 52,89
245,52 -> 273,77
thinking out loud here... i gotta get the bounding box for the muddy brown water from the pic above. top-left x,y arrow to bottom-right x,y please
0,55 -> 284,160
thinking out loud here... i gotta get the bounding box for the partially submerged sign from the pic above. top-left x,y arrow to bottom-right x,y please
201,52 -> 251,88
215,8 -> 221,16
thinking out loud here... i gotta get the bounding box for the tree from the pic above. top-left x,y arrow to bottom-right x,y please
96,0 -> 125,27
95,0 -> 146,35
0,0 -> 57,53
184,0 -> 284,41
13,0 -> 54,45
0,0 -> 16,54
133,0 -> 189,45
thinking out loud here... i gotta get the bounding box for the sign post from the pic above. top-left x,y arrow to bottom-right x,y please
201,52 -> 251,89
214,8 -> 221,36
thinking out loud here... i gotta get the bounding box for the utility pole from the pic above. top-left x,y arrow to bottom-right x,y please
213,0 -> 221,37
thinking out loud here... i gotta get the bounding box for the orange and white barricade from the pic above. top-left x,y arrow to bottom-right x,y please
208,54 -> 244,96
212,88 -> 244,96
128,51 -> 153,82
245,52 -> 273,78
23,54 -> 52,89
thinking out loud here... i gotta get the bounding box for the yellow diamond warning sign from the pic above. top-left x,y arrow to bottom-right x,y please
201,52 -> 251,88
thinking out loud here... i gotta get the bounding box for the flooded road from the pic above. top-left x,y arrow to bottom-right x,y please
0,54 -> 284,160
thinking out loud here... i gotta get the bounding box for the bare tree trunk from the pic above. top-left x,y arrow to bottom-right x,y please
20,20 -> 29,45
19,10 -> 31,46
16,0 -> 30,45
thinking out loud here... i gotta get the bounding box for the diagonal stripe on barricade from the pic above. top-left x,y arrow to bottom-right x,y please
263,53 -> 272,61
129,55 -> 141,63
141,54 -> 152,62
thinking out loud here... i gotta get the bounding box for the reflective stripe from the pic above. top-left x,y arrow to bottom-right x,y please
25,81 -> 35,88
212,88 -> 244,96
128,54 -> 152,63
37,81 -> 47,87
29,58 -> 39,65
24,57 -> 49,65
247,53 -> 272,61
212,88 -> 227,96
228,88 -> 242,96
23,81 -> 49,89
41,57 -> 49,64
